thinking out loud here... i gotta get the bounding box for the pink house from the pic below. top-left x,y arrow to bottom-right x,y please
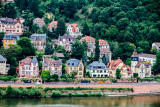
18,57 -> 39,78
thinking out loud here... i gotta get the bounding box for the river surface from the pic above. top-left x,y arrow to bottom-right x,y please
0,96 -> 160,107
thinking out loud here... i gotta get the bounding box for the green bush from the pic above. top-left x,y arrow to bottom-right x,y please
109,78 -> 117,83
51,91 -> 62,97
29,87 -> 41,97
5,86 -> 21,98
44,87 -> 51,92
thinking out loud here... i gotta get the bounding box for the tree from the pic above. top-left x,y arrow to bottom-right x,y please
82,22 -> 90,36
56,45 -> 65,53
11,78 -> 19,83
42,25 -> 48,34
56,18 -> 66,36
94,35 -> 100,61
65,0 -> 77,18
7,67 -> 17,76
31,23 -> 40,33
45,44 -> 52,55
70,71 -> 77,79
41,70 -> 51,82
0,45 -> 22,63
71,41 -> 85,59
17,37 -> 36,57
152,51 -> 160,75
51,74 -> 59,81
102,54 -> 107,65
51,55 -> 59,60
106,25 -> 118,40
85,72 -> 91,78
10,57 -> 18,67
116,18 -> 129,30
116,68 -> 121,79
151,47 -> 157,54
82,51 -> 87,66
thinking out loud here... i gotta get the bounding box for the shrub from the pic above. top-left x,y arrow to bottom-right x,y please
44,87 -> 51,92
20,87 -> 29,97
5,86 -> 21,98
51,91 -> 62,97
29,87 -> 41,97
128,78 -> 136,83
109,78 -> 117,83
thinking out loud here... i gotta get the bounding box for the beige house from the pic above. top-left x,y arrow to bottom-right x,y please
30,34 -> 46,51
131,49 -> 152,78
107,59 -> 132,78
66,59 -> 84,78
0,54 -> 10,75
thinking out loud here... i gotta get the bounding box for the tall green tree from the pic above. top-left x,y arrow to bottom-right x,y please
45,44 -> 52,55
71,41 -> 85,59
56,18 -> 66,36
17,37 -> 36,57
94,35 -> 100,61
102,54 -> 107,65
82,22 -> 90,36
41,70 -> 51,82
65,0 -> 77,18
152,51 -> 160,75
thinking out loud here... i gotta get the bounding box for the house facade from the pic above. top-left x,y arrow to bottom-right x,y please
107,59 -> 132,78
18,57 -> 39,78
0,18 -> 23,34
48,21 -> 57,32
66,59 -> 84,78
0,54 -> 10,75
30,34 -> 46,51
131,49 -> 152,78
42,58 -> 62,76
138,53 -> 156,66
67,24 -> 82,38
152,42 -> 160,51
33,18 -> 45,27
86,61 -> 109,77
3,33 -> 20,48
1,0 -> 14,4
57,34 -> 76,52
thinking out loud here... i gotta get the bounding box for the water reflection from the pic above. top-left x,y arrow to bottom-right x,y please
0,96 -> 160,107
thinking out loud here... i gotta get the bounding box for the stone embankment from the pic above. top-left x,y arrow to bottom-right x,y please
0,83 -> 160,95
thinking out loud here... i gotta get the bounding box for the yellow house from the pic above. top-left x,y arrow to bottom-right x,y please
3,33 -> 20,48
107,59 -> 132,78
131,49 -> 152,78
66,59 -> 84,78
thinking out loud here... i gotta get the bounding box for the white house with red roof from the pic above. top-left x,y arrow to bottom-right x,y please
107,59 -> 132,78
18,57 -> 39,78
48,21 -> 57,32
67,23 -> 82,38
33,18 -> 45,27
152,42 -> 160,51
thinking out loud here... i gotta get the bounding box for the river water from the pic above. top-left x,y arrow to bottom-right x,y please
0,96 -> 160,107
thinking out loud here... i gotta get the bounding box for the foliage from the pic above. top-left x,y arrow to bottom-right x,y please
109,78 -> 117,83
128,78 -> 136,83
116,68 -> 121,79
152,51 -> 160,75
94,35 -> 100,61
70,71 -> 77,79
56,18 -> 66,36
85,72 -> 91,78
20,78 -> 29,83
51,74 -> 59,81
51,55 -> 59,60
41,70 -> 51,82
17,37 -> 35,57
71,41 -> 85,59
45,44 -> 52,55
29,87 -> 41,97
8,67 -> 17,76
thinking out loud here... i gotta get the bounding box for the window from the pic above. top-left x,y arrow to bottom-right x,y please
9,40 -> 10,43
79,67 -> 82,71
70,67 -> 72,70
5,40 -> 7,43
104,70 -> 106,73
79,72 -> 82,75
17,30 -> 19,32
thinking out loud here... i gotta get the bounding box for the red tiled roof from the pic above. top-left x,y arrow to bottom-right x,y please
48,21 -> 57,29
136,62 -> 151,68
34,18 -> 45,23
99,39 -> 109,46
107,59 -> 124,70
69,24 -> 79,32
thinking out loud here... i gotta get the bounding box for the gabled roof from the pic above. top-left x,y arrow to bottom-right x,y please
0,54 -> 7,61
87,61 -> 107,70
20,57 -> 32,65
80,36 -> 95,43
43,58 -> 62,67
107,59 -> 124,70
31,57 -> 38,63
33,18 -> 45,23
67,59 -> 81,67
3,33 -> 20,40
48,21 -> 57,29
0,18 -> 17,24
53,52 -> 64,58
68,24 -> 79,32
99,39 -> 109,46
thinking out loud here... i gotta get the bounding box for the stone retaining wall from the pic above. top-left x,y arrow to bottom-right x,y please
0,84 -> 160,94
